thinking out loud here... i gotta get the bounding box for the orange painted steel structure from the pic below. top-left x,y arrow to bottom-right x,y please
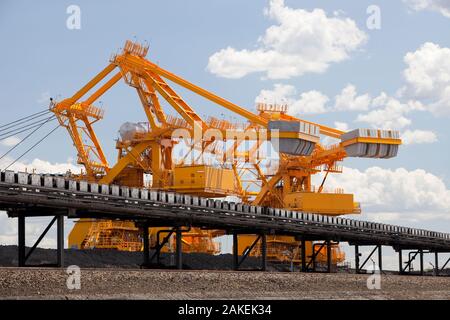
53,41 -> 401,267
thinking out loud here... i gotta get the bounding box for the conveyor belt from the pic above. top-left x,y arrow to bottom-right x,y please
0,170 -> 450,251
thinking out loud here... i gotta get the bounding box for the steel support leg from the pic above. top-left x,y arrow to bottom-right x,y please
261,234 -> 267,271
441,257 -> 450,273
233,233 -> 239,271
419,249 -> 424,276
57,215 -> 64,268
312,248 -> 316,272
435,252 -> 439,276
359,246 -> 378,272
156,237 -> 161,265
355,245 -> 360,274
150,229 -> 174,265
143,225 -> 149,267
305,243 -> 326,272
175,227 -> 182,270
399,250 -> 403,275
301,239 -> 306,272
310,243 -> 325,272
25,217 -> 57,262
238,235 -> 261,268
378,245 -> 382,273
326,240 -> 332,273
18,215 -> 25,267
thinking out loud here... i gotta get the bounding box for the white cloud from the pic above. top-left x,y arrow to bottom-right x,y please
0,157 -> 81,247
291,91 -> 329,115
401,42 -> 450,115
253,43 -> 450,135
320,121 -> 348,146
0,157 -> 81,174
356,92 -> 423,129
0,136 -> 21,147
0,212 -> 74,248
255,84 -> 427,132
322,166 -> 450,222
402,42 -> 450,98
401,129 -> 438,145
208,0 -> 367,79
334,121 -> 349,132
255,83 -> 296,104
404,0 -> 450,18
255,84 -> 329,115
334,84 -> 371,111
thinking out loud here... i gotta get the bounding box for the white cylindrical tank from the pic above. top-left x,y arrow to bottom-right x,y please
119,122 -> 146,141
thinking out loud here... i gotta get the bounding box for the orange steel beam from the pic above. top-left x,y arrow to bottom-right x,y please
252,173 -> 283,206
115,54 -> 268,127
99,140 -> 152,185
341,137 -> 402,146
130,73 -> 158,129
83,117 -> 109,170
99,127 -> 172,184
70,63 -> 116,103
144,70 -> 206,129
67,115 -> 89,168
143,78 -> 167,125
84,72 -> 122,105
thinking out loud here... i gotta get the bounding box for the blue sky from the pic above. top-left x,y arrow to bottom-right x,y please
0,0 -> 449,173
1,0 -> 450,269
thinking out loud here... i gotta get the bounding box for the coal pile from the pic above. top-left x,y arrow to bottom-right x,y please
0,245 -> 286,271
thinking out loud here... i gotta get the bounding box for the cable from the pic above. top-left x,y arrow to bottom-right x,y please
0,115 -> 57,161
0,116 -> 56,141
0,114 -> 55,136
3,124 -> 60,171
0,115 -> 55,136
0,109 -> 50,129
0,111 -> 52,133
0,108 -> 49,129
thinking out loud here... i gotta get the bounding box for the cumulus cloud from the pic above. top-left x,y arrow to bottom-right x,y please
0,213 -> 74,248
253,42 -> 449,137
255,83 -> 296,105
290,91 -> 329,115
401,42 -> 450,115
255,84 -> 329,115
334,84 -> 371,111
0,157 -> 81,247
0,136 -> 21,147
321,166 -> 450,222
208,0 -> 367,79
373,42 -> 450,143
256,82 -> 436,147
255,83 -> 421,130
334,121 -> 349,131
401,129 -> 438,145
356,92 -> 424,129
0,157 -> 81,174
255,82 -> 374,117
404,0 -> 450,18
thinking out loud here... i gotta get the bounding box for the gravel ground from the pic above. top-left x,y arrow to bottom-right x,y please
1,245 -> 449,300
1,268 -> 450,300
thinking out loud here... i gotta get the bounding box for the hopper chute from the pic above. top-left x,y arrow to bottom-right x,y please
268,120 -> 320,156
341,128 -> 401,159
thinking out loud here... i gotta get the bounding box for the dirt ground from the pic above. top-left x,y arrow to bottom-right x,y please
1,267 -> 450,300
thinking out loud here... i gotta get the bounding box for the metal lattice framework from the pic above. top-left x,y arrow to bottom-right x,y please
46,40 -> 405,263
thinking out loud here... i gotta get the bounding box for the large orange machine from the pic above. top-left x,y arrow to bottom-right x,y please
52,41 -> 401,267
